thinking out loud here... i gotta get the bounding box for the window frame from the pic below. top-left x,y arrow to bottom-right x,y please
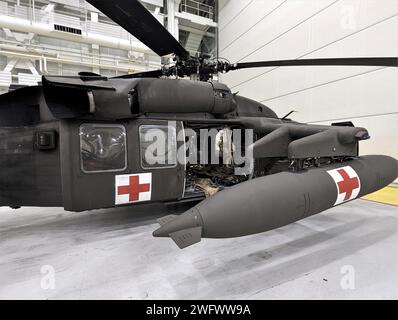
79,123 -> 128,174
139,124 -> 178,170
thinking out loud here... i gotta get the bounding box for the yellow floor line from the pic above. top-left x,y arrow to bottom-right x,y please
362,186 -> 398,206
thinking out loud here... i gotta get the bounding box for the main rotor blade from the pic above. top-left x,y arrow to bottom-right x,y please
112,69 -> 163,79
229,57 -> 398,70
87,0 -> 189,58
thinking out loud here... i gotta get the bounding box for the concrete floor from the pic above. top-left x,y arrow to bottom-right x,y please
0,199 -> 397,300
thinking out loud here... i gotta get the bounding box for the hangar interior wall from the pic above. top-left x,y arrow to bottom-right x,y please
219,0 -> 398,171
0,0 -> 217,92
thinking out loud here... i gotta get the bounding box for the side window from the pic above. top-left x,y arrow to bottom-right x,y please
80,124 -> 127,173
140,125 -> 177,169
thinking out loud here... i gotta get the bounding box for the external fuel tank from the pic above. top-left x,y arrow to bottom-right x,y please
153,155 -> 398,249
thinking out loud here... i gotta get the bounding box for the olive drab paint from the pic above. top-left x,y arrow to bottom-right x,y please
153,156 -> 397,249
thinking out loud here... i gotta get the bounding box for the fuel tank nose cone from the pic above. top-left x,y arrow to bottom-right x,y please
153,209 -> 204,249
152,227 -> 168,238
153,208 -> 203,237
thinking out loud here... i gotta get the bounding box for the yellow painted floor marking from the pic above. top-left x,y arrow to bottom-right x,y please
362,186 -> 398,206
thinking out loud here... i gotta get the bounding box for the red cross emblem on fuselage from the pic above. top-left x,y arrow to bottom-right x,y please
117,175 -> 150,202
336,169 -> 360,201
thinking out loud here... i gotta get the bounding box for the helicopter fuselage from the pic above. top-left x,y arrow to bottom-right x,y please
0,77 -> 370,212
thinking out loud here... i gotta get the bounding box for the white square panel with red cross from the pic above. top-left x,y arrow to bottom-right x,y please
327,166 -> 361,206
115,173 -> 152,205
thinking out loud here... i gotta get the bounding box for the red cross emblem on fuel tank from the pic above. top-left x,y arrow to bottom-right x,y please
336,169 -> 360,201
327,166 -> 361,206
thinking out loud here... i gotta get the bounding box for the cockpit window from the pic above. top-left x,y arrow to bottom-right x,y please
80,124 -> 127,173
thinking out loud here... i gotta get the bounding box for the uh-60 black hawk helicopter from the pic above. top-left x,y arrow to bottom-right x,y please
0,0 -> 397,249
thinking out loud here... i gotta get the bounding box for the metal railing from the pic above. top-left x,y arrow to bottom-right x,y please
0,0 -> 161,79
179,0 -> 215,21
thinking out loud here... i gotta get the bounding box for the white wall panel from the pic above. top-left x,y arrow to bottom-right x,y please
259,67 -> 398,121
219,0 -> 284,51
221,1 -> 398,89
219,0 -> 253,30
220,0 -> 336,62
